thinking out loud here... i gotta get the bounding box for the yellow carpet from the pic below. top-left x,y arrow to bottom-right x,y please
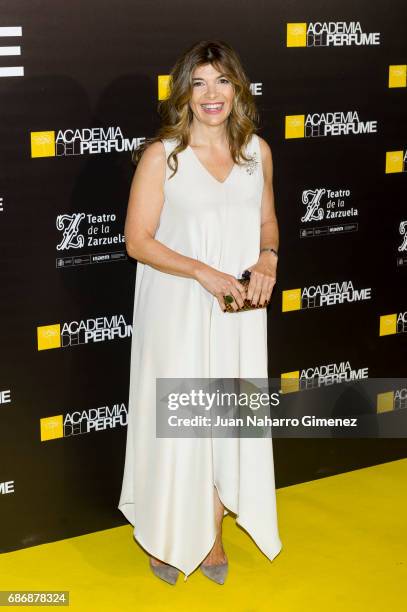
1,458 -> 406,611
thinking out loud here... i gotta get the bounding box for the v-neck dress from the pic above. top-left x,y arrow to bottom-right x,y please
118,133 -> 283,579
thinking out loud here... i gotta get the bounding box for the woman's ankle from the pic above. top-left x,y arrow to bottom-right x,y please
202,535 -> 227,565
150,555 -> 167,566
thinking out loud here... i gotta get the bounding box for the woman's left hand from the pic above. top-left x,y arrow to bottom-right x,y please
245,251 -> 278,307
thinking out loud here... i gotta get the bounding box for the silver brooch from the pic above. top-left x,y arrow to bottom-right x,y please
245,151 -> 258,175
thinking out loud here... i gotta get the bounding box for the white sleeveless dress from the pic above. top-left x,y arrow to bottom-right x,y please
118,133 -> 282,579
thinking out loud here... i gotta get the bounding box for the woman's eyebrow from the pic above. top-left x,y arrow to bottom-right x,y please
192,74 -> 226,81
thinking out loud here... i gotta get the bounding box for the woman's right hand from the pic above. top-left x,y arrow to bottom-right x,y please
194,264 -> 247,312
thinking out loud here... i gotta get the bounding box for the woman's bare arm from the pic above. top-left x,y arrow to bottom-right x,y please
244,136 -> 279,306
258,136 -> 279,255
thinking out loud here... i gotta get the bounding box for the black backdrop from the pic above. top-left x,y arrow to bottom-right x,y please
0,0 -> 406,552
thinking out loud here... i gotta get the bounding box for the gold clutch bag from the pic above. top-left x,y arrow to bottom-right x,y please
224,270 -> 269,313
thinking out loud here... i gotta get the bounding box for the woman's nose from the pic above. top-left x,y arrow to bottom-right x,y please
206,85 -> 219,97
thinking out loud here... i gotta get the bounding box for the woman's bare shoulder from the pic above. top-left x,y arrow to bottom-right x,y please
257,135 -> 273,159
136,139 -> 167,180
139,139 -> 166,164
256,135 -> 273,180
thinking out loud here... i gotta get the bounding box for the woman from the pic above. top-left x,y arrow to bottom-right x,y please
118,39 -> 282,585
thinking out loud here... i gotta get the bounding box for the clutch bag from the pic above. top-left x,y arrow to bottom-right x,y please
224,269 -> 269,313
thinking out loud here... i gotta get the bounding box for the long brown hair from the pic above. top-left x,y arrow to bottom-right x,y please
132,39 -> 260,179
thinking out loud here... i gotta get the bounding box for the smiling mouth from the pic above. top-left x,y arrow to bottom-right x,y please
200,102 -> 224,114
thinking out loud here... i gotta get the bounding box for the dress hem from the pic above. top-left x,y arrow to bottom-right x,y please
118,500 -> 283,579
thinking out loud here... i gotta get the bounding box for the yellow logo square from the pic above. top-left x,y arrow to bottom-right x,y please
40,415 -> 63,441
31,131 -> 56,158
282,288 -> 302,312
377,391 -> 394,413
287,23 -> 307,47
385,150 -> 403,173
388,65 -> 406,88
281,371 -> 300,394
379,313 -> 397,336
158,75 -> 171,100
285,115 -> 305,139
37,323 -> 61,350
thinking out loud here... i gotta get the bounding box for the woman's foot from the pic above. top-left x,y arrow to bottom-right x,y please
201,485 -> 228,582
201,535 -> 227,566
149,556 -> 180,585
200,535 -> 229,584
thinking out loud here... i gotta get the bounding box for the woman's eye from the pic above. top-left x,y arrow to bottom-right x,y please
192,78 -> 229,87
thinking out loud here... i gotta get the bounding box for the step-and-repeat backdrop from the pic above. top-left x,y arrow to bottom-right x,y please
1,1 -> 406,551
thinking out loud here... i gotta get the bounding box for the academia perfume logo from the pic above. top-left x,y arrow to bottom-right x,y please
287,22 -> 380,47
385,150 -> 407,173
282,280 -> 372,312
379,312 -> 407,336
300,187 -> 359,237
377,387 -> 407,413
388,65 -> 407,88
281,360 -> 369,393
30,126 -> 144,158
285,111 -> 377,139
40,402 -> 128,441
37,314 -> 132,350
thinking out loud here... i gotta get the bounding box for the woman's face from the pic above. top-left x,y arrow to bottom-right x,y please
189,63 -> 234,127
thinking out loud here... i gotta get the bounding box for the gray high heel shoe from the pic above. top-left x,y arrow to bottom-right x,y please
149,557 -> 180,585
200,560 -> 228,585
